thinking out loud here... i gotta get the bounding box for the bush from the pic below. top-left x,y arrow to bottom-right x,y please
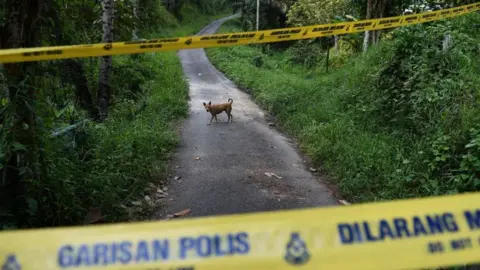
0,1 -> 228,229
207,13 -> 480,203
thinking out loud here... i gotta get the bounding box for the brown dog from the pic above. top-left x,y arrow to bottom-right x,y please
203,98 -> 233,125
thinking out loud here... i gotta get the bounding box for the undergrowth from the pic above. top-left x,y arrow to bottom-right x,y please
0,4 -> 230,229
207,14 -> 480,203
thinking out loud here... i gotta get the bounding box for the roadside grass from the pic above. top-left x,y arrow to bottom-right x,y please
15,6 -> 232,229
206,16 -> 480,203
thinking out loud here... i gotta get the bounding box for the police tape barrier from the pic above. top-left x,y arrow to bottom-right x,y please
2,193 -> 480,269
0,3 -> 479,64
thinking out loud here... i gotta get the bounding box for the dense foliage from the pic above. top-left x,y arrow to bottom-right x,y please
0,0 -> 231,229
207,11 -> 480,203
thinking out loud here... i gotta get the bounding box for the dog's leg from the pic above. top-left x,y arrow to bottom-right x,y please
227,109 -> 233,122
214,114 -> 218,122
225,111 -> 229,122
208,114 -> 214,125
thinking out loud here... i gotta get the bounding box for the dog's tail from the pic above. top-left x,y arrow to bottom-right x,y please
228,98 -> 233,104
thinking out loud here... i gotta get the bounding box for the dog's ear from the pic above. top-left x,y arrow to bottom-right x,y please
203,102 -> 206,106
208,101 -> 211,105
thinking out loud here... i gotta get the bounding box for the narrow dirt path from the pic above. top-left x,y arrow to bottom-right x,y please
155,16 -> 338,219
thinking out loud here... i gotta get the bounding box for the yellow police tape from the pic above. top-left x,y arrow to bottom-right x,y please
0,3 -> 479,64
1,192 -> 480,269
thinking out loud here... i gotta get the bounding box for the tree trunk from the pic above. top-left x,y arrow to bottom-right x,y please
97,0 -> 114,122
67,60 -> 98,118
0,0 -> 44,226
48,0 -> 97,118
363,0 -> 373,52
373,0 -> 388,44
132,0 -> 139,40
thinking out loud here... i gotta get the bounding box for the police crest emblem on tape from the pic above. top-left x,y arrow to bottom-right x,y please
2,254 -> 21,270
284,232 -> 310,265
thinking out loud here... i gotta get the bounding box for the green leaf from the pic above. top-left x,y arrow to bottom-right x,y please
27,198 -> 38,213
13,142 -> 27,151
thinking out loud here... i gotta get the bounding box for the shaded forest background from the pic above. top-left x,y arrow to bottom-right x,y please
209,0 -> 480,205
0,0 -> 234,229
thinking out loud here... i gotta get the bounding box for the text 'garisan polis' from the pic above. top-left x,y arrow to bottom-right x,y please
57,232 -> 249,268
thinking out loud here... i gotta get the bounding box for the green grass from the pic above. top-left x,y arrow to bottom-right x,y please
41,51 -> 187,226
207,16 -> 480,203
3,5 -> 232,229
144,3 -> 233,38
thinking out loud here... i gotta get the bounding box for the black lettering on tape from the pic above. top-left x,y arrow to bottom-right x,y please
379,19 -> 400,25
230,33 -> 255,39
427,241 -> 445,254
124,38 -> 178,46
453,8 -> 463,13
270,29 -> 301,36
162,38 -> 179,43
23,49 -> 63,57
321,31 -> 334,35
405,16 -> 418,21
200,35 -> 229,41
466,6 -> 473,11
422,13 -> 438,19
353,22 -> 373,28
277,35 -> 291,39
140,44 -> 162,49
450,238 -> 472,251
47,50 -> 63,55
312,25 -> 345,33
441,11 -> 451,16
312,26 -> 329,32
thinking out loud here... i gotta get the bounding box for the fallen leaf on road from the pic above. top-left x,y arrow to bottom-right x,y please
309,167 -> 317,172
144,195 -> 151,201
156,188 -> 164,194
174,176 -> 181,180
173,208 -> 191,217
265,172 -> 283,179
131,201 -> 142,206
339,200 -> 350,205
268,122 -> 275,126
194,157 -> 201,160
